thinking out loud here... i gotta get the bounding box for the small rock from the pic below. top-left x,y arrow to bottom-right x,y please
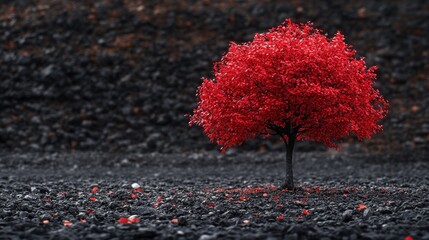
41,65 -> 54,77
131,183 -> 140,189
342,210 -> 353,222
363,208 -> 372,219
136,228 -> 158,238
199,234 -> 216,240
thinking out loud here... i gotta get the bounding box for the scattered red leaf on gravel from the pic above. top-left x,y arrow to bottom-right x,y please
86,209 -> 95,214
130,193 -> 137,199
302,209 -> 310,215
357,204 -> 366,211
42,220 -> 49,224
262,193 -> 268,197
243,219 -> 250,224
89,197 -> 97,201
207,202 -> 216,207
314,186 -> 320,193
239,195 -> 248,201
157,197 -> 163,202
171,218 -> 179,224
79,218 -> 87,223
404,236 -> 414,240
295,198 -> 307,204
276,215 -> 284,221
91,186 -> 99,193
63,220 -> 73,227
273,195 -> 279,201
118,217 -> 129,224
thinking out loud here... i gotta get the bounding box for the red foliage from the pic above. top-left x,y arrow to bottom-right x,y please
189,19 -> 388,150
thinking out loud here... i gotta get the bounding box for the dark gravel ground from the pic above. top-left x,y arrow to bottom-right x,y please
1,151 -> 428,239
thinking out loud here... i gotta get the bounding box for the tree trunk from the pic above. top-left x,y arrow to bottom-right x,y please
282,136 -> 295,190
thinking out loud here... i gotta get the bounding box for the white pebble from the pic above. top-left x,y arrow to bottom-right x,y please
131,183 -> 140,189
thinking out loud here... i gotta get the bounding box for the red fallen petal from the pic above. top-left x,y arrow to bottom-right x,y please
63,220 -> 73,227
130,193 -> 137,199
152,203 -> 159,207
89,197 -> 96,201
314,186 -> 320,193
79,219 -> 87,223
91,186 -> 99,193
276,215 -> 284,221
357,204 -> 366,211
118,217 -> 129,224
302,209 -> 310,215
239,196 -> 248,201
42,220 -> 49,224
157,197 -> 163,203
273,195 -> 279,201
207,202 -> 216,207
171,218 -> 179,224
404,236 -> 414,240
262,193 -> 268,197
296,215 -> 303,219
86,209 -> 95,214
225,197 -> 232,201
134,187 -> 142,193
243,219 -> 250,224
302,198 -> 308,203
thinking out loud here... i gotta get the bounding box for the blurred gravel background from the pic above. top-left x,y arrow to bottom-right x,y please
0,0 -> 428,153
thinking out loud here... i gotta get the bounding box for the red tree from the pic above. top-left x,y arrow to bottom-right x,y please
189,20 -> 388,189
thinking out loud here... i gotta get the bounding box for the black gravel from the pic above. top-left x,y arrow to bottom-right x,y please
1,151 -> 428,239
